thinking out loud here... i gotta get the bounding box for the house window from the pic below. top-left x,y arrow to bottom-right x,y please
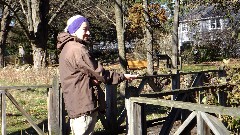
210,18 -> 221,29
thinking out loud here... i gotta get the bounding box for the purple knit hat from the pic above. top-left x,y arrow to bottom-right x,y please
67,16 -> 88,34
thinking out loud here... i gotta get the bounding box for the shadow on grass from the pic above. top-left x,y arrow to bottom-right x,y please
8,119 -> 48,135
94,125 -> 127,135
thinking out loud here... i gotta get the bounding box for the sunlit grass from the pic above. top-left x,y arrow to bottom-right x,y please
0,66 -> 57,134
181,64 -> 218,72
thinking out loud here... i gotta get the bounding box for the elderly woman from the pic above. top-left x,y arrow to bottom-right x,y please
57,15 -> 137,135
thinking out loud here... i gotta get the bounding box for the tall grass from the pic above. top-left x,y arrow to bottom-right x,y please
0,65 -> 58,134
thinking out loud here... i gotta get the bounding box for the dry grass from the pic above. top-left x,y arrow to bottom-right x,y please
0,65 -> 58,134
0,65 -> 58,86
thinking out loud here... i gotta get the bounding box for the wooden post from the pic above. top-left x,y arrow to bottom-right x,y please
171,69 -> 180,100
1,90 -> 6,135
133,102 -> 146,135
106,85 -> 118,134
128,100 -> 146,135
48,75 -> 61,135
197,111 -> 210,135
218,70 -> 227,106
196,73 -> 204,103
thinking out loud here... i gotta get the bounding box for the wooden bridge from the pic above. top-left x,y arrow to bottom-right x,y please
126,69 -> 238,135
0,68 -> 239,135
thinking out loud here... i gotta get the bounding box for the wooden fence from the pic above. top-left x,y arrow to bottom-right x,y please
0,85 -> 51,135
0,68 -> 237,135
0,75 -> 125,135
0,75 -> 62,135
125,69 -> 239,135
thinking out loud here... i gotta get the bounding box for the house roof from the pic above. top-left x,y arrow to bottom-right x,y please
179,5 -> 227,22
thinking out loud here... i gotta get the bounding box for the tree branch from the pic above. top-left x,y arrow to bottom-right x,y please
19,0 -> 27,16
91,0 -> 116,25
95,6 -> 116,26
48,0 -> 68,25
0,1 -> 31,40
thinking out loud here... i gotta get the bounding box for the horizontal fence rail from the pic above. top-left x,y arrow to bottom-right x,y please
130,97 -> 240,117
0,85 -> 52,90
140,83 -> 232,97
125,69 -> 231,135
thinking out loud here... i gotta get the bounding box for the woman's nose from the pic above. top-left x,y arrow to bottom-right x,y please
86,30 -> 90,35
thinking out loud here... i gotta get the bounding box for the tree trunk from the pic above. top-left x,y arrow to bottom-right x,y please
143,0 -> 153,75
30,0 -> 49,68
115,0 -> 127,95
0,3 -> 11,68
115,0 -> 127,72
172,0 -> 179,69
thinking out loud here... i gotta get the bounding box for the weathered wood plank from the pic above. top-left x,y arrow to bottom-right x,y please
48,76 -> 60,135
126,98 -> 132,135
119,79 -> 148,129
128,102 -> 146,135
130,97 -> 240,117
201,112 -> 230,135
134,103 -> 146,135
197,111 -> 210,135
134,74 -> 172,79
173,111 -> 197,135
140,84 -> 229,97
179,69 -> 224,75
1,90 -> 7,135
159,94 -> 186,135
5,91 -> 45,135
147,78 -> 162,92
0,85 -> 51,90
218,70 -> 227,106
134,69 -> 223,79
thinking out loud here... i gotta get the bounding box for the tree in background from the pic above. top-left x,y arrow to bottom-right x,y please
172,0 -> 179,68
127,1 -> 167,73
19,0 -> 49,68
0,0 -> 12,68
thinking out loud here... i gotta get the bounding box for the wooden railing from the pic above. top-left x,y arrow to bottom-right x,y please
127,87 -> 239,135
124,69 -> 238,135
0,68 -> 232,135
0,85 -> 51,135
0,76 -> 62,135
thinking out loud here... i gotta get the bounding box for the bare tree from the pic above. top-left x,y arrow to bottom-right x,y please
0,0 -> 69,68
115,0 -> 127,72
18,0 -> 49,68
0,0 -> 12,67
143,0 -> 153,75
172,0 -> 179,69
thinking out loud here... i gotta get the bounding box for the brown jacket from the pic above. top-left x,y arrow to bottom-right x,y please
57,32 -> 125,118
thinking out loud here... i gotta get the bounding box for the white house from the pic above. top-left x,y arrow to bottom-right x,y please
178,5 -> 230,49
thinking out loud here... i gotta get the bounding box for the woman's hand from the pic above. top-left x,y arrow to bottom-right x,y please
124,74 -> 138,81
91,79 -> 100,85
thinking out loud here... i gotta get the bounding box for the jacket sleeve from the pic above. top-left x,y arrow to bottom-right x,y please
74,45 -> 125,84
102,70 -> 125,85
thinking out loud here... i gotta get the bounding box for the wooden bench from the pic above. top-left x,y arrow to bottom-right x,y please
156,54 -> 171,68
127,60 -> 147,70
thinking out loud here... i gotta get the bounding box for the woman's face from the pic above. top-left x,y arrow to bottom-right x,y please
74,22 -> 90,41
